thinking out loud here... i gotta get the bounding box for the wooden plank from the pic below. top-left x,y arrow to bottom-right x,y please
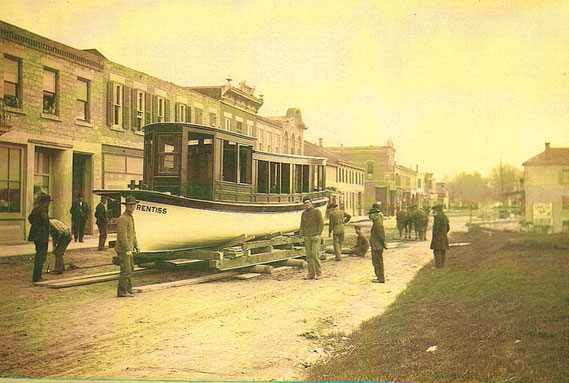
235,273 -> 262,280
135,249 -> 223,262
41,268 -> 155,289
133,271 -> 240,293
213,248 -> 304,271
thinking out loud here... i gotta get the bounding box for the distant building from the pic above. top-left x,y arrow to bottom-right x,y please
304,139 -> 365,217
522,142 -> 569,232
260,108 -> 306,156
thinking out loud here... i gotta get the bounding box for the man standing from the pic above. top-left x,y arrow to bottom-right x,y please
300,197 -> 324,280
49,218 -> 72,274
431,204 -> 450,268
70,192 -> 89,242
95,196 -> 108,251
115,195 -> 139,298
349,225 -> 369,257
328,202 -> 351,261
369,206 -> 388,283
28,194 -> 52,283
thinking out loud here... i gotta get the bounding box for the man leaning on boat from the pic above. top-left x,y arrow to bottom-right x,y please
115,195 -> 139,298
300,197 -> 324,280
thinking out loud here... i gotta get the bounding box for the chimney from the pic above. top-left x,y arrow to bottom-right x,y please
319,138 -> 323,147
545,142 -> 550,151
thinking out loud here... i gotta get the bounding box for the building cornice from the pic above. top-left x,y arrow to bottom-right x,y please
0,20 -> 104,71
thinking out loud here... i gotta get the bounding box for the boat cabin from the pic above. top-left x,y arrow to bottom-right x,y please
143,123 -> 327,203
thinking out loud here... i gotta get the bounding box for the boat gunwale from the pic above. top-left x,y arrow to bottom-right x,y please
93,189 -> 329,213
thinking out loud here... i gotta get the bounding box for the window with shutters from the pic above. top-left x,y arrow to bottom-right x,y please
43,68 -> 58,115
134,89 -> 145,131
156,96 -> 165,122
3,55 -> 21,109
110,82 -> 123,127
176,103 -> 187,123
76,77 -> 90,121
195,108 -> 203,124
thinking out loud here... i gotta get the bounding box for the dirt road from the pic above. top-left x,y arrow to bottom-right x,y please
0,216 -> 466,381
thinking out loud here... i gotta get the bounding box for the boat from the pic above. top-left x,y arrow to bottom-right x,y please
94,122 -> 329,251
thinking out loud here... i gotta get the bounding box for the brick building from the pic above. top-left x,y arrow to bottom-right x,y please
0,20 -> 223,243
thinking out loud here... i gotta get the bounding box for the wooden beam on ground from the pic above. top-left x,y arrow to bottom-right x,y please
133,271 -> 240,293
280,259 -> 307,269
40,268 -> 155,289
235,273 -> 262,280
245,265 -> 273,274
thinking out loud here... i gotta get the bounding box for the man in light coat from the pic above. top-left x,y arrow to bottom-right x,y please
115,195 -> 139,297
328,202 -> 351,261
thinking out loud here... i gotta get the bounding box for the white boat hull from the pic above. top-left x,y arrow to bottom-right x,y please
130,199 -> 327,252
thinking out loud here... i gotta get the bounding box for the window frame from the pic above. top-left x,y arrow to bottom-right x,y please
42,67 -> 58,115
76,77 -> 90,122
3,55 -> 22,109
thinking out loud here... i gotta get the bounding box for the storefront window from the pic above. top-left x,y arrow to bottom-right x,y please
0,146 -> 22,213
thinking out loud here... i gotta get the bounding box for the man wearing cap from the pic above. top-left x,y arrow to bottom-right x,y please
328,202 -> 351,261
70,192 -> 89,242
368,206 -> 388,283
49,218 -> 72,274
28,194 -> 52,283
431,204 -> 450,268
349,225 -> 369,257
300,197 -> 324,279
115,195 -> 139,297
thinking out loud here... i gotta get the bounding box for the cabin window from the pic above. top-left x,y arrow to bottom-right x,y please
281,163 -> 291,194
270,162 -> 280,193
257,160 -> 269,193
222,141 -> 238,182
239,145 -> 252,184
157,135 -> 180,174
294,164 -> 302,193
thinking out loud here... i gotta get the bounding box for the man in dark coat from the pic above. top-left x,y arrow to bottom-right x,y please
430,204 -> 450,268
28,194 -> 52,283
95,196 -> 108,250
369,206 -> 388,283
70,192 -> 89,242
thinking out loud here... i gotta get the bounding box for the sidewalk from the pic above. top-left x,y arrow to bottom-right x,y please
0,233 -> 117,258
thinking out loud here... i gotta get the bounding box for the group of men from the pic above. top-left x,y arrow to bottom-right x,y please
27,193 -> 112,283
29,192 -> 449,296
300,197 -> 450,283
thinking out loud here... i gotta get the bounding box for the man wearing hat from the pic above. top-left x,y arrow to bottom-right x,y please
430,204 -> 450,268
70,192 -> 89,242
368,205 -> 388,283
28,193 -> 52,283
349,225 -> 369,257
115,195 -> 139,297
95,196 -> 109,251
328,202 -> 351,261
300,197 -> 324,280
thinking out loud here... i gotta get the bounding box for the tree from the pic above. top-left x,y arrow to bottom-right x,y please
489,163 -> 522,199
449,172 -> 491,207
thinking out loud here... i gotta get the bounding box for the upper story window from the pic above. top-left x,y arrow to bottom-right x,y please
3,55 -> 21,109
224,116 -> 231,131
175,102 -> 187,123
43,68 -> 58,115
236,120 -> 243,134
195,107 -> 203,124
209,112 -> 217,127
76,77 -> 90,121
134,89 -> 145,131
111,82 -> 123,127
258,129 -> 264,151
367,163 -> 374,180
561,169 -> 569,185
156,96 -> 165,122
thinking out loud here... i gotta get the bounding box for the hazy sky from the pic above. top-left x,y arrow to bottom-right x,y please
2,0 -> 569,179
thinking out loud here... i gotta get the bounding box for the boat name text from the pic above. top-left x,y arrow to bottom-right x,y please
136,204 -> 168,214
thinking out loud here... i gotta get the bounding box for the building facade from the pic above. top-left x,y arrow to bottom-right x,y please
304,140 -> 365,217
523,142 -> 569,232
0,20 -> 224,243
